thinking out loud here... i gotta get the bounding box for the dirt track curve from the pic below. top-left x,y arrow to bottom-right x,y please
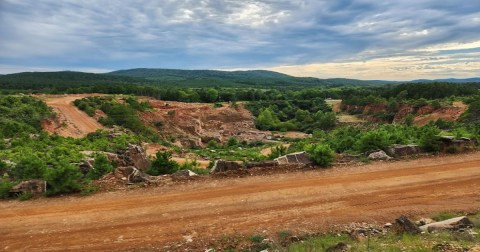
42,94 -> 104,138
1,153 -> 480,251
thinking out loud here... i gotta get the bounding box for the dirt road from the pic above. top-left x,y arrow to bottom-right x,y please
41,94 -> 104,138
2,153 -> 480,251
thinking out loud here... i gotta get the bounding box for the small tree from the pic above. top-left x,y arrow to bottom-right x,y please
147,152 -> 179,175
305,144 -> 335,167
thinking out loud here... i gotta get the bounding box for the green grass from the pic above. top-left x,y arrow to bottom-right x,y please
285,212 -> 480,251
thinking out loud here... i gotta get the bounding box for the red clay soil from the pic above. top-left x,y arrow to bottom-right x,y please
140,100 -> 271,147
1,152 -> 480,251
40,94 -> 104,138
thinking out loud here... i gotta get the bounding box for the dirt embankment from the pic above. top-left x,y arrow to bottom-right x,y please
140,100 -> 271,148
342,101 -> 468,125
39,94 -> 105,138
1,152 -> 480,251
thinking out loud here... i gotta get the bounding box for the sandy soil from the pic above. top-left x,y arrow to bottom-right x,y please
325,99 -> 342,113
39,94 -> 104,138
1,152 -> 480,251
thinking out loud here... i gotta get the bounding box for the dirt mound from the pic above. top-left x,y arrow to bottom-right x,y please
39,94 -> 105,138
141,100 -> 270,147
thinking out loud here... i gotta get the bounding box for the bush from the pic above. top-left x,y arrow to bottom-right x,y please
13,155 -> 47,180
305,144 -> 335,167
44,160 -> 82,196
355,130 -> 390,152
0,180 -> 14,199
147,152 -> 179,175
227,137 -> 239,147
420,125 -> 442,152
18,192 -> 33,201
87,155 -> 114,180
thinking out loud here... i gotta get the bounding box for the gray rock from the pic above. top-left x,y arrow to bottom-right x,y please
10,179 -> 46,195
274,151 -> 312,165
116,166 -> 153,184
172,169 -> 198,178
368,150 -> 392,160
420,216 -> 474,232
121,144 -> 151,171
392,215 -> 422,234
210,160 -> 244,173
386,144 -> 422,157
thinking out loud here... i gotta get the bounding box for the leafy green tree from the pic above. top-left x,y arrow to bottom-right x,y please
147,152 -> 179,175
256,108 -> 279,130
305,144 -> 335,167
87,155 -> 114,180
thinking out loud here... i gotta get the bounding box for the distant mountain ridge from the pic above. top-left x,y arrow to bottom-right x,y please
0,68 -> 478,89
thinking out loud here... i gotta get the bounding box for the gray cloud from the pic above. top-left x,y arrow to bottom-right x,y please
0,0 -> 479,79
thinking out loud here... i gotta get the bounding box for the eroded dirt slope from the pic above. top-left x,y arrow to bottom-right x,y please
141,100 -> 270,147
1,153 -> 480,251
40,94 -> 104,138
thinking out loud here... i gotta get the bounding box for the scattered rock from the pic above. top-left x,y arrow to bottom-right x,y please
432,242 -> 465,252
274,151 -> 311,165
386,144 -> 422,157
384,223 -> 393,228
392,215 -> 422,234
121,144 -> 151,171
116,166 -> 154,184
419,216 -> 474,232
326,242 -> 351,252
210,160 -> 244,173
172,169 -> 198,178
416,218 -> 435,226
10,179 -> 47,195
368,150 -> 392,160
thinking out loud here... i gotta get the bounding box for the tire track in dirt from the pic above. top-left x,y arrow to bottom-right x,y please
1,154 -> 480,251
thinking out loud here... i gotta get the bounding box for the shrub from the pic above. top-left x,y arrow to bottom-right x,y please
18,192 -> 33,201
227,137 -> 239,147
305,144 -> 335,167
147,152 -> 179,175
0,180 -> 14,199
355,130 -> 390,152
44,161 -> 82,196
87,155 -> 114,180
13,155 -> 47,180
420,125 -> 442,152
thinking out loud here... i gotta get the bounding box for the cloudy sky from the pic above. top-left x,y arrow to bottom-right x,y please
1,0 -> 479,80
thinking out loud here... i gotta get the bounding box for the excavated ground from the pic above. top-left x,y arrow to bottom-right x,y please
39,94 -> 105,138
1,152 -> 480,251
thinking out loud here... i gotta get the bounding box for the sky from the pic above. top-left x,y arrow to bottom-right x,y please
0,0 -> 479,80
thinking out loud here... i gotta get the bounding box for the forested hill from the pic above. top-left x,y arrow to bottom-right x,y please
107,68 -> 294,80
0,71 -> 150,90
0,69 -> 383,88
106,68 -> 381,87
